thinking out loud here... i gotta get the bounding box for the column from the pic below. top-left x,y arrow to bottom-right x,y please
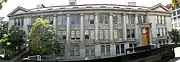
123,13 -> 127,40
80,13 -> 84,42
66,14 -> 70,42
65,14 -> 70,57
95,13 -> 99,41
135,14 -> 140,45
53,14 -> 57,32
109,13 -> 114,41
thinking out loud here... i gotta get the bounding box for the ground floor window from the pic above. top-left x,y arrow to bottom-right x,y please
85,45 -> 95,57
70,44 -> 80,56
101,44 -> 110,56
116,44 -> 125,55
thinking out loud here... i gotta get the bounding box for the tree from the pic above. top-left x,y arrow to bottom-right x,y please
168,29 -> 180,44
29,18 -> 64,55
0,17 -> 8,39
0,26 -> 26,59
0,0 -> 7,9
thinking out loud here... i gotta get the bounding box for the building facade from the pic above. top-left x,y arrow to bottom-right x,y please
7,2 -> 172,59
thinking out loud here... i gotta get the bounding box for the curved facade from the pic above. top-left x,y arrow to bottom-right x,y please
8,3 -> 172,59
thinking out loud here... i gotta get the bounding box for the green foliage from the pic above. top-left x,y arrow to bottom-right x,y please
29,18 -> 64,55
0,26 -> 26,59
0,20 -> 8,39
0,0 -> 7,9
168,29 -> 180,44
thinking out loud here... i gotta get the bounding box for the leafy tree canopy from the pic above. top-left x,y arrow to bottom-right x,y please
168,29 -> 180,44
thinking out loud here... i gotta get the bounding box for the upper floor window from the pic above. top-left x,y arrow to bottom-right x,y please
71,30 -> 80,40
44,15 -> 54,24
177,9 -> 180,15
138,15 -> 146,23
173,11 -> 176,16
127,14 -> 135,24
99,14 -> 109,24
156,15 -> 165,24
70,14 -> 80,25
57,15 -> 67,25
85,14 -> 94,24
85,30 -> 94,40
113,14 -> 123,24
100,29 -> 109,40
127,29 -> 135,39
57,30 -> 66,40
14,17 -> 24,27
114,29 -> 123,39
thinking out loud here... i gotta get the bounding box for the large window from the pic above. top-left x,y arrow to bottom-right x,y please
71,30 -> 80,40
129,43 -> 137,52
114,29 -> 123,39
71,14 -> 80,25
138,15 -> 146,23
100,29 -> 109,40
127,29 -> 135,39
157,28 -> 166,37
156,15 -> 165,24
178,9 -> 180,15
101,44 -> 110,56
116,44 -> 125,55
99,14 -> 109,24
70,44 -> 80,56
127,14 -> 135,24
44,15 -> 54,24
57,15 -> 67,25
85,14 -> 94,24
14,17 -> 24,26
85,45 -> 95,57
113,14 -> 123,24
57,31 -> 66,40
85,30 -> 94,40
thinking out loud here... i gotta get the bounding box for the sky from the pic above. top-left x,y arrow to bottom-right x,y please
0,0 -> 170,21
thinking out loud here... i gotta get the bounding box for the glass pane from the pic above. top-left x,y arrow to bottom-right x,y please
101,45 -> 105,56
90,30 -> 95,39
114,30 -> 118,39
121,44 -> 125,53
100,30 -> 104,39
106,45 -> 110,56
116,44 -> 120,54
104,30 -> 109,39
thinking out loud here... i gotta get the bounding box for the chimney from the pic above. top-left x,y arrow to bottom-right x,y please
128,2 -> 136,6
69,0 -> 77,5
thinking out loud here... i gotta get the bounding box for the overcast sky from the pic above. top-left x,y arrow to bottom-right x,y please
0,0 -> 170,21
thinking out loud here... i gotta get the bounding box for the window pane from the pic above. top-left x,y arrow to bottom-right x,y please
104,30 -> 109,39
76,30 -> 80,39
114,30 -> 118,39
119,29 -> 123,38
90,30 -> 95,39
101,45 -> 105,56
57,16 -> 62,25
100,30 -> 104,39
71,30 -> 75,39
121,44 -> 125,53
116,44 -> 120,54
21,18 -> 24,26
106,45 -> 110,56
49,16 -> 54,24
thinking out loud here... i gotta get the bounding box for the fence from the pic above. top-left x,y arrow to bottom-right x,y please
23,46 -> 175,62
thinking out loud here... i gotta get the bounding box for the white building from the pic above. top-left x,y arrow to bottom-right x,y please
7,1 -> 172,59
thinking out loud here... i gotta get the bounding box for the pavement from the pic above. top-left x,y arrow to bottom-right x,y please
168,57 -> 180,62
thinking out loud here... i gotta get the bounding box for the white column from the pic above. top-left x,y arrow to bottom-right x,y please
95,13 -> 99,41
109,13 -> 114,41
123,13 -> 127,40
66,14 -> 70,42
135,14 -> 139,45
53,14 -> 57,32
80,13 -> 84,42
